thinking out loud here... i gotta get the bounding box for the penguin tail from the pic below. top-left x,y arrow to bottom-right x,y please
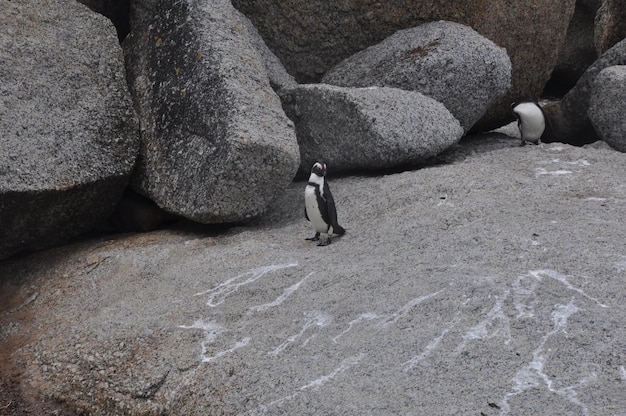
333,225 -> 346,236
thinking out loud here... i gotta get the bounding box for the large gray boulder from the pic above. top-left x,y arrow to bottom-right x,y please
550,0 -> 626,96
233,0 -> 575,129
241,15 -> 297,93
2,136 -> 626,415
543,37 -> 626,145
594,0 -> 626,55
0,0 -> 139,260
588,66 -> 626,152
322,21 -> 511,132
77,0 -> 130,40
548,0 -> 600,95
124,0 -> 300,224
281,84 -> 464,174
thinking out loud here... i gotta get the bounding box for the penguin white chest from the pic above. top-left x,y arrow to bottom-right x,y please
305,185 -> 329,233
520,114 -> 545,141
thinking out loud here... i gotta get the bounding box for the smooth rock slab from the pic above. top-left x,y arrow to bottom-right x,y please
2,136 -> 626,415
588,65 -> 626,152
0,0 -> 139,260
281,84 -> 464,174
124,0 -> 300,223
322,21 -> 512,132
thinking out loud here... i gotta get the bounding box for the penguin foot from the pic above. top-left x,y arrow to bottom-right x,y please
317,237 -> 331,247
306,233 -> 320,241
521,139 -> 540,147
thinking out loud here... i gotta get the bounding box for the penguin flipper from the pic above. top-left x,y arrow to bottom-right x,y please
323,181 -> 345,235
305,207 -> 309,221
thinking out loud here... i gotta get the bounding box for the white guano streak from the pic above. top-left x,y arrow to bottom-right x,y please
195,262 -> 298,307
248,272 -> 314,314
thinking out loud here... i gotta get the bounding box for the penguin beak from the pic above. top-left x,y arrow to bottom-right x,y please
311,162 -> 327,176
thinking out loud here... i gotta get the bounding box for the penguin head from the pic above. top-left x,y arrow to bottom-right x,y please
311,161 -> 327,177
511,101 -> 520,117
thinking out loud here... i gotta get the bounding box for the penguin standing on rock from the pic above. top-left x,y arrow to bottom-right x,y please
511,101 -> 547,146
304,162 -> 345,246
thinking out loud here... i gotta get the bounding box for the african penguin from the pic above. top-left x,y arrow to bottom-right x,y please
511,101 -> 546,146
304,161 -> 345,246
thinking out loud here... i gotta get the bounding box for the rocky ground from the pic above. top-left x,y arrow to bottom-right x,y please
1,128 -> 625,415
